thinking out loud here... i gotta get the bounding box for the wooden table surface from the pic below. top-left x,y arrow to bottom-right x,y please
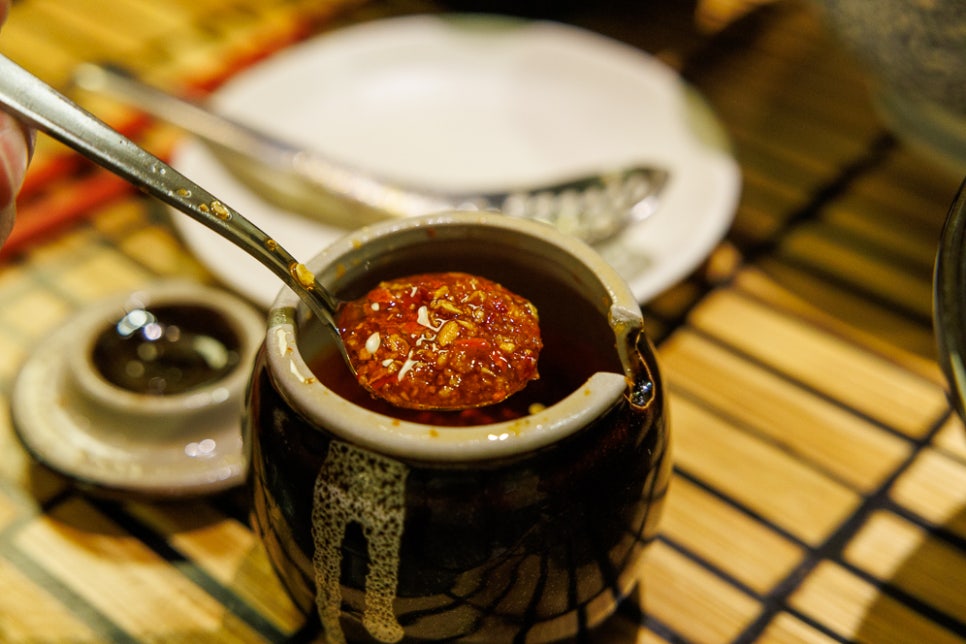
1,0 -> 964,641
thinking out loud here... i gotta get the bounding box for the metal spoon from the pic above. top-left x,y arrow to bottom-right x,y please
0,53 -> 353,371
72,63 -> 669,244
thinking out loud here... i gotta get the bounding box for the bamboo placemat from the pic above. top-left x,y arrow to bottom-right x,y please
0,0 -> 964,642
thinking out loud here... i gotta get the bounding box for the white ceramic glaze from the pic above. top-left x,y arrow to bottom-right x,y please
264,212 -> 642,461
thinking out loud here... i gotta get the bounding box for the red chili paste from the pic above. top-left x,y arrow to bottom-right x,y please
337,272 -> 542,410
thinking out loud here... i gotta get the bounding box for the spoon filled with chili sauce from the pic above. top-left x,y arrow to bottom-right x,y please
0,53 -> 541,411
338,272 -> 541,409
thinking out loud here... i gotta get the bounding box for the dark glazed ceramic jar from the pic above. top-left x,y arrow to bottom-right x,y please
246,212 -> 671,642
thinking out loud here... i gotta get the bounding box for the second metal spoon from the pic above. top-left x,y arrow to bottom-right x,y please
73,63 -> 669,244
0,53 -> 352,369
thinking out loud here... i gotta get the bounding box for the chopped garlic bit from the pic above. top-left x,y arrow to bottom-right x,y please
416,306 -> 432,328
397,350 -> 417,381
365,332 -> 381,354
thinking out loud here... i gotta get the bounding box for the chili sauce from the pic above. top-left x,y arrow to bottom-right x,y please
337,272 -> 542,410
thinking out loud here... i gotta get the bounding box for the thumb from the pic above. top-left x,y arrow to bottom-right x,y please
0,111 -> 33,245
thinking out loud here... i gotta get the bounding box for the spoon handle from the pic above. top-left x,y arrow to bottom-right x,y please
72,62 -> 300,165
0,53 -> 339,330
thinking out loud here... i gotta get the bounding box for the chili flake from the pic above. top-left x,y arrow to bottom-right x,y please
337,272 -> 542,410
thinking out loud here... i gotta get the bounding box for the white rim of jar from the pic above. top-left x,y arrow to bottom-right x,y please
264,212 -> 644,462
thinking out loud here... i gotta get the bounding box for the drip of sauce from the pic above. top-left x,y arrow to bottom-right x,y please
337,272 -> 542,410
92,304 -> 241,395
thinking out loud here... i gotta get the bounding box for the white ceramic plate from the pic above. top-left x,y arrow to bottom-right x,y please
170,14 -> 741,305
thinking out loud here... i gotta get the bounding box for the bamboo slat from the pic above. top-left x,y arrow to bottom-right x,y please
124,502 -> 305,633
776,223 -> 934,320
669,392 -> 863,546
638,541 -> 762,642
0,0 -> 964,641
658,475 -> 805,594
843,511 -> 966,620
0,557 -> 99,642
14,497 -> 263,641
755,612 -> 840,644
934,416 -> 966,460
663,330 -> 911,491
736,261 -> 942,367
890,449 -> 966,538
789,561 -> 966,643
687,289 -> 949,437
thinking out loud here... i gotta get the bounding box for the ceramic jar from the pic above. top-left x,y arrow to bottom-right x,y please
245,212 -> 671,642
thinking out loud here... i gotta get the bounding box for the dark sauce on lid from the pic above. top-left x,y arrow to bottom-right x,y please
92,304 -> 242,395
